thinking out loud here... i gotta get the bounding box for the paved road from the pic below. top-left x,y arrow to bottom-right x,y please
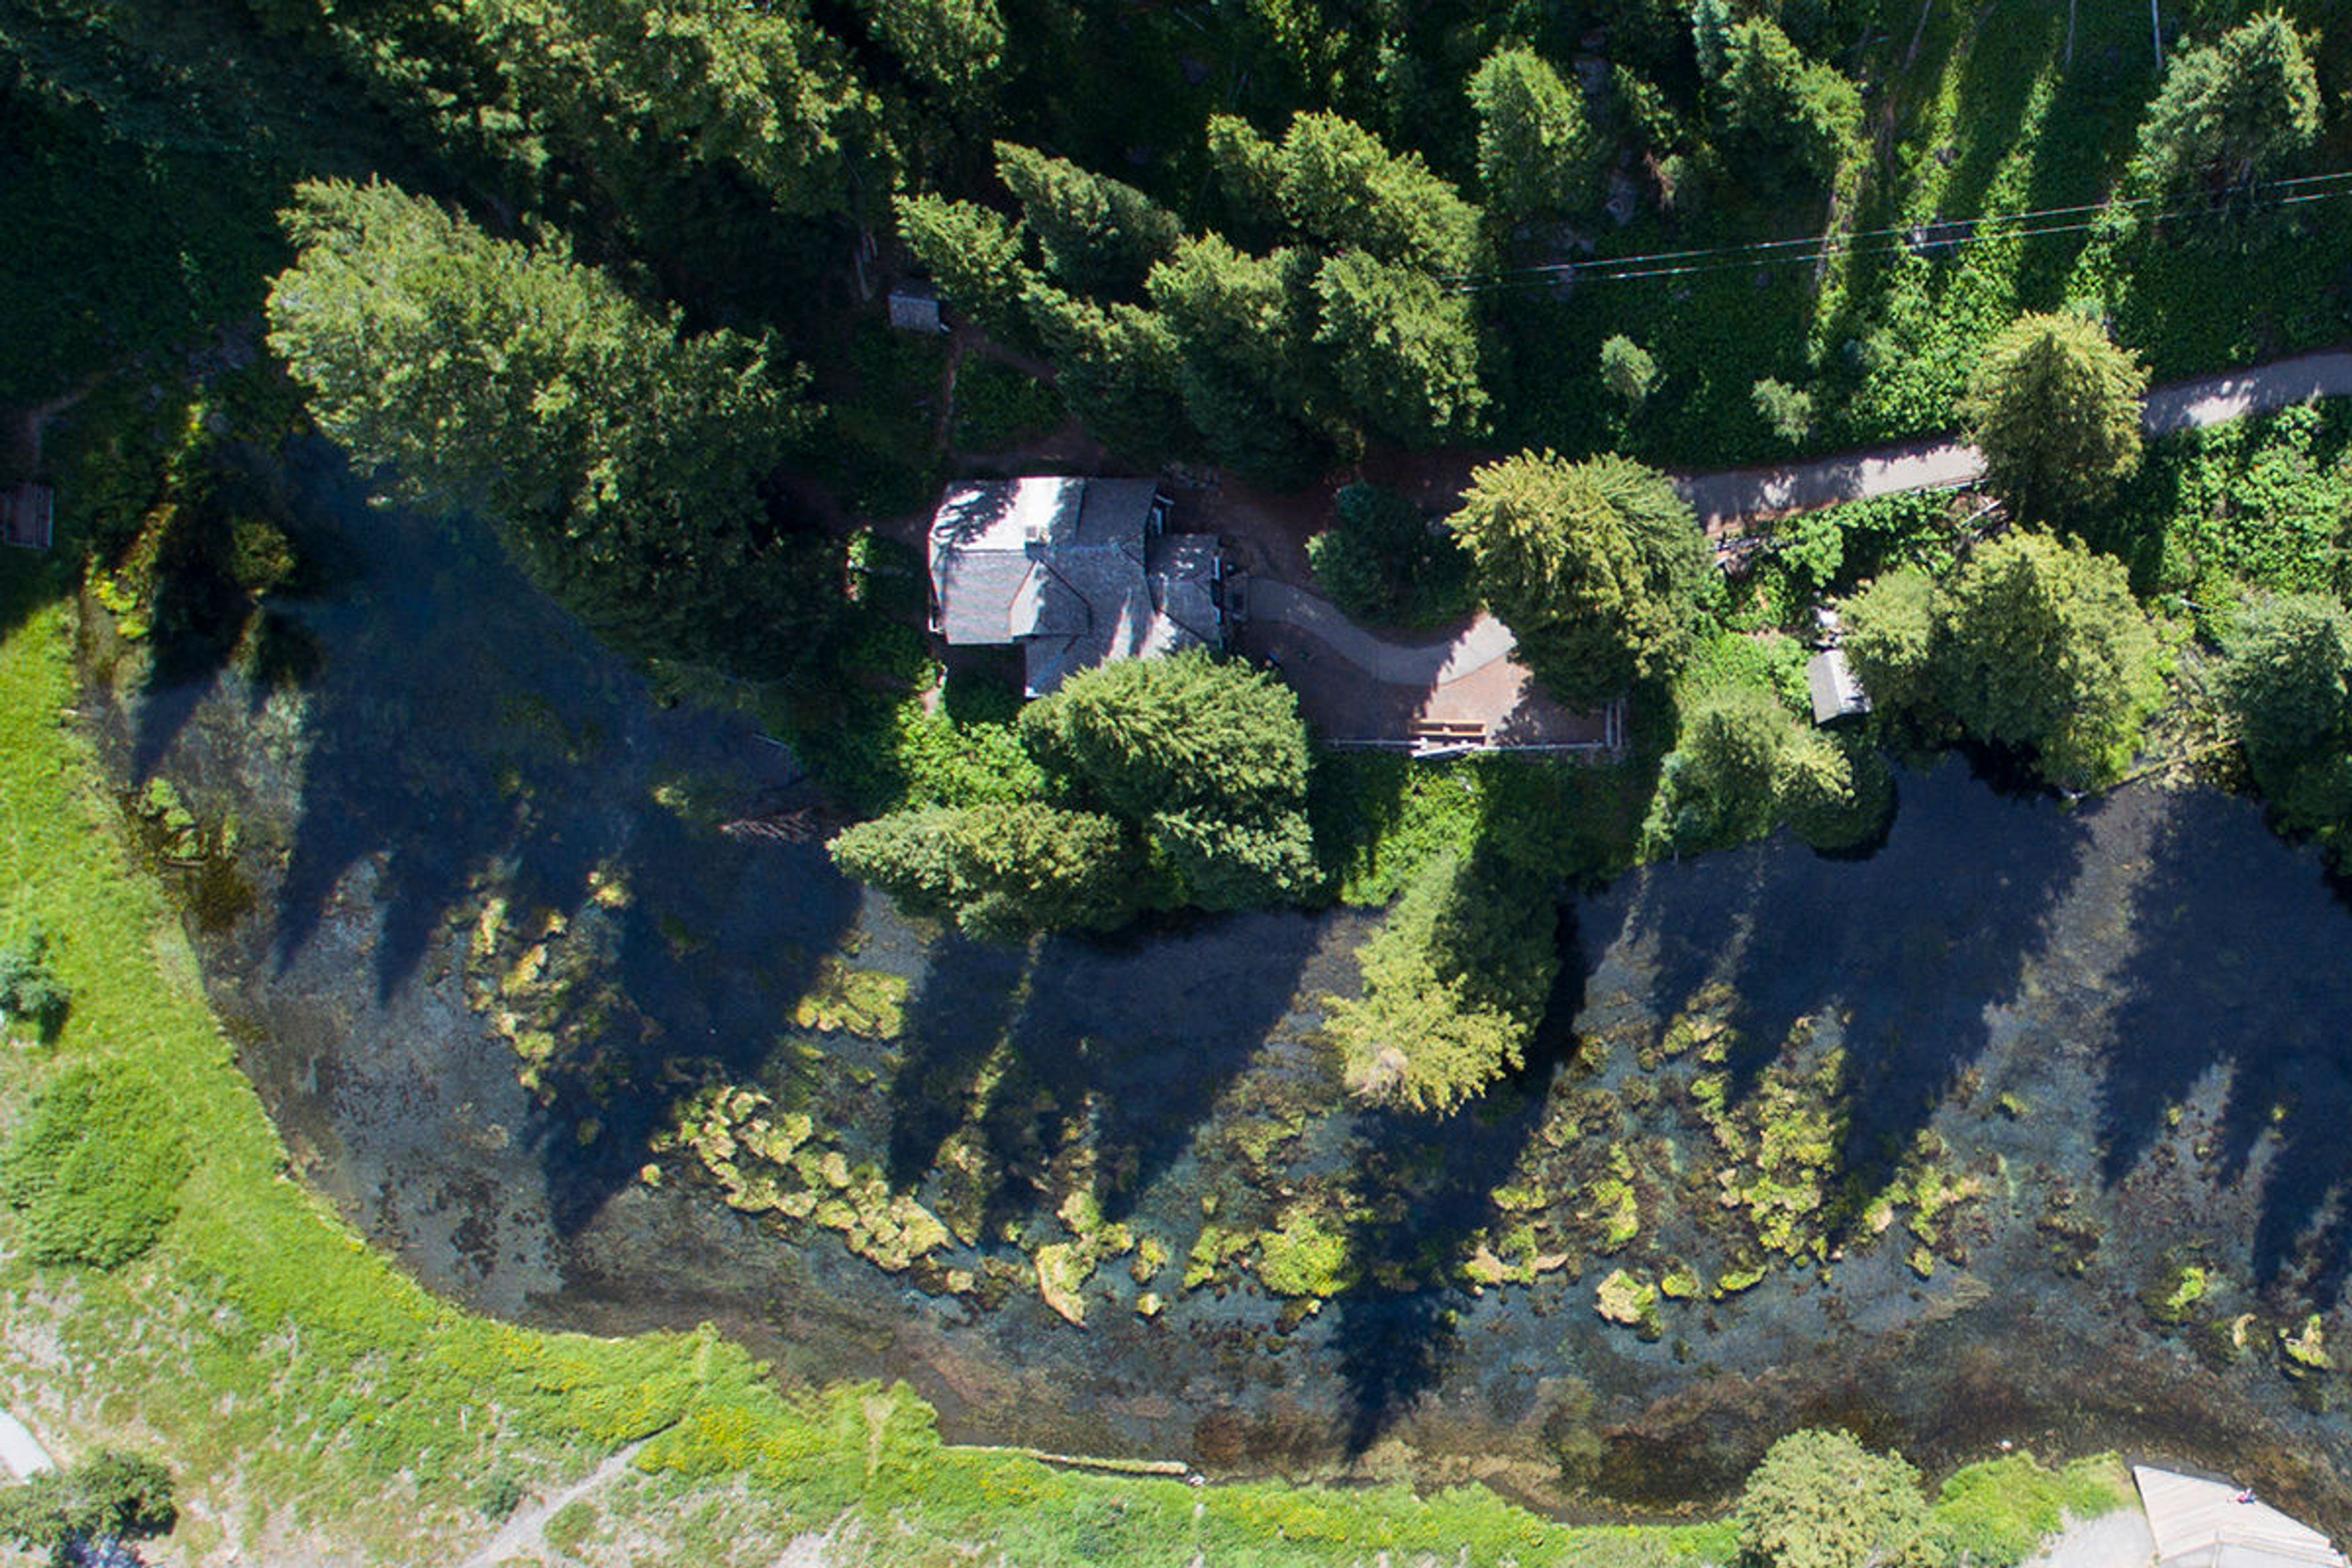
2018,1504 -> 2157,1568
1250,579 -> 1518,684
1675,347 -> 2352,532
1257,348 -> 2352,690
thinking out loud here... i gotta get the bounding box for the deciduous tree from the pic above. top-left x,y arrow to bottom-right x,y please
1841,568 -> 1939,717
1738,1430 -> 1929,1568
0,1450 -> 176,1559
1932,531 -> 2164,790
2218,592 -> 2352,862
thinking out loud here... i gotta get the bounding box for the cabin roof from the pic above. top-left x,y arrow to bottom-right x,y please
928,477 -> 1219,695
1806,647 -> 1871,724
2136,1466 -> 2349,1568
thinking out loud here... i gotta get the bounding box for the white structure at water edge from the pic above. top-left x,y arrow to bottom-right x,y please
2134,1465 -> 2349,1568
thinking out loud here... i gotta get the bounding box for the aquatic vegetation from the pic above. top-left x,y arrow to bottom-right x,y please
2145,1257 -> 2214,1326
789,956 -> 909,1040
1596,1268 -> 1661,1338
1034,1242 -> 1096,1324
2282,1316 -> 2331,1374
1255,1212 -> 1355,1300
654,1082 -> 951,1274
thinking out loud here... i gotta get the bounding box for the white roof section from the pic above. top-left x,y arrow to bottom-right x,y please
2136,1466 -> 2349,1568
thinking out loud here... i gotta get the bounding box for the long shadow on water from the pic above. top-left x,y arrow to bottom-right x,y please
1324,900 -> 1580,1455
884,911 -> 1322,1238
252,444 -> 858,1235
2093,797 -> 2352,1297
1579,763 -> 2097,1235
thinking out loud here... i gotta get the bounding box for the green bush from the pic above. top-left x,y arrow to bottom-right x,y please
0,1062 -> 192,1268
1305,482 -> 1476,631
0,929 -> 70,1039
0,1449 -> 176,1559
1923,1454 -> 2132,1568
1736,1429 -> 1928,1568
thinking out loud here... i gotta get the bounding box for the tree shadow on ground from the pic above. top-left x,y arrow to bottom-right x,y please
883,910 -> 1322,1238
1323,900 -> 1582,1456
2090,796 -> 2352,1297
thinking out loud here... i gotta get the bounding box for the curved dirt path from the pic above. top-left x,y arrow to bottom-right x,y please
1673,347 -> 2352,533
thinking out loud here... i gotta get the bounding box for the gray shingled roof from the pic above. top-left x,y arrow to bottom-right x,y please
927,475 -> 1218,695
1807,647 -> 1871,724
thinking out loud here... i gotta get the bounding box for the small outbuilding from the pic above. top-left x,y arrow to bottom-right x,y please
928,476 -> 1226,697
0,482 -> 53,550
2135,1466 -> 2349,1568
888,280 -> 945,334
1806,646 -> 1870,725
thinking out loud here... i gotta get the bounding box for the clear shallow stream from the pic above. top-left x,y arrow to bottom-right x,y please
80,446 -> 2352,1528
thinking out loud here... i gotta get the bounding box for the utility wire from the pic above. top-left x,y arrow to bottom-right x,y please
1444,166 -> 2352,292
1450,175 -> 2352,293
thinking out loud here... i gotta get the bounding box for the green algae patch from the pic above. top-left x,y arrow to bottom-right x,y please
1595,1268 -> 1660,1337
790,956 -> 909,1040
2146,1259 -> 2214,1325
1035,1243 -> 1096,1325
655,1081 -> 950,1272
1256,1213 -> 1355,1300
1589,1145 -> 1643,1250
1713,1263 -> 1767,1297
2283,1315 -> 2331,1374
1658,1262 -> 1702,1300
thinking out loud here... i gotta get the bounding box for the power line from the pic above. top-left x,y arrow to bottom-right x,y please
1449,173 -> 2352,294
1445,166 -> 2352,293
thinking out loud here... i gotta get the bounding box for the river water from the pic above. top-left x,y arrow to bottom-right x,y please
80,448 -> 2352,1528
